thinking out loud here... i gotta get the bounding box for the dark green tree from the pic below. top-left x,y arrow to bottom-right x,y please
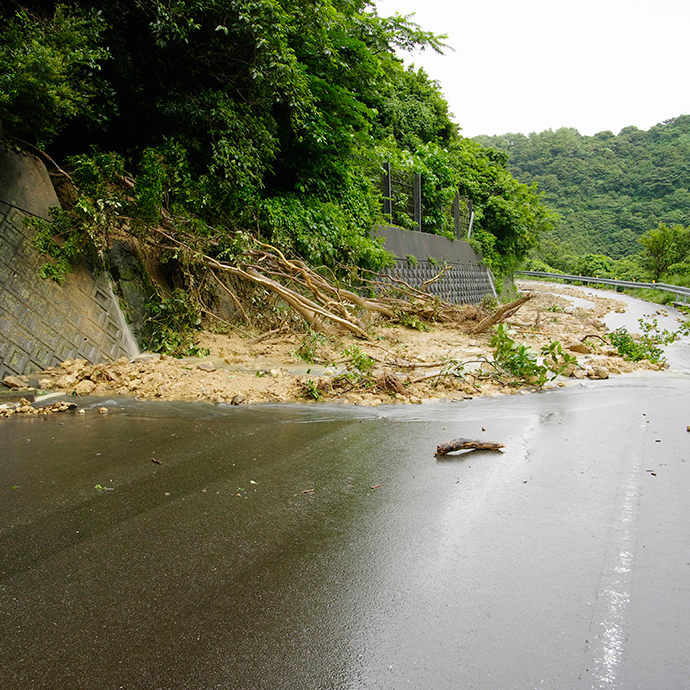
638,222 -> 690,281
0,4 -> 110,144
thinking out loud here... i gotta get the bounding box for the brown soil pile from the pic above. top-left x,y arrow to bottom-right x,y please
3,285 -> 665,409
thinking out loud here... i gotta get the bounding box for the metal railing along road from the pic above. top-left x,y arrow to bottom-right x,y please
515,271 -> 690,303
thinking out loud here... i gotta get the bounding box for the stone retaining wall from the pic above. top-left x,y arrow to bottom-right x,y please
0,148 -> 138,379
374,225 -> 496,304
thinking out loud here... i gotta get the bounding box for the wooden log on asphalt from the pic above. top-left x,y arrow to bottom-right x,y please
434,438 -> 506,456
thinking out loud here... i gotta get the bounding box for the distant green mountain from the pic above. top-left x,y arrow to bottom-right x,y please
474,116 -> 690,260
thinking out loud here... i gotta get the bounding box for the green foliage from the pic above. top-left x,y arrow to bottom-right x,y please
372,65 -> 457,150
301,379 -> 321,400
450,138 -> 555,276
0,5 -> 110,145
609,254 -> 646,281
405,253 -> 418,267
489,324 -> 575,386
638,315 -> 690,344
490,324 -> 548,385
143,288 -> 208,357
295,331 -> 327,363
9,0 -> 551,311
476,117 -> 690,266
397,312 -> 431,331
343,345 -> 375,376
638,222 -> 690,281
609,327 -> 665,364
26,150 -> 126,283
607,312 -> 690,365
258,192 -> 390,269
540,340 -> 578,376
572,254 -> 613,277
28,207 -> 83,283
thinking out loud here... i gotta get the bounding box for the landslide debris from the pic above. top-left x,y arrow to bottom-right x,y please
0,286 -> 667,410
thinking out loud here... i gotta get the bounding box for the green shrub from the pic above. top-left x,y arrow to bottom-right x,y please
0,6 -> 110,145
609,328 -> 664,364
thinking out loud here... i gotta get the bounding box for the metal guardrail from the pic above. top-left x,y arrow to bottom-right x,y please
515,271 -> 690,302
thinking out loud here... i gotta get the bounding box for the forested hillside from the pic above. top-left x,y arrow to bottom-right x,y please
475,116 -> 690,262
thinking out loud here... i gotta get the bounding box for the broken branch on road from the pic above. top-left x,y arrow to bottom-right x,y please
434,438 -> 506,456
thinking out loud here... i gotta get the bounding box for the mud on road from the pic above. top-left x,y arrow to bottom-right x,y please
3,285 -> 668,409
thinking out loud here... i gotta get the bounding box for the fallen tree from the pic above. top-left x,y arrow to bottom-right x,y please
150,227 -> 532,339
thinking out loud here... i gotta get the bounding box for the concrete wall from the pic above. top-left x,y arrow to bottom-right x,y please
374,225 -> 496,304
0,147 -> 138,379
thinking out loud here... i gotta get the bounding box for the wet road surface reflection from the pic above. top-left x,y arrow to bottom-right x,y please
1,380 -> 690,689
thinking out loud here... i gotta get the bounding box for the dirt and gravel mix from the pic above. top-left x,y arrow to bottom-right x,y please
1,285 -> 669,410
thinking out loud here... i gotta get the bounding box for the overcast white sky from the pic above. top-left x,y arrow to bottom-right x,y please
374,0 -> 690,138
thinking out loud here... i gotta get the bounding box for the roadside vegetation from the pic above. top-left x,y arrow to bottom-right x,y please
3,2 -> 687,402
1,0 -> 556,356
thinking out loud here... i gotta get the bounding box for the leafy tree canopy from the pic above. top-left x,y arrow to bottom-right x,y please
1,0 -> 549,279
638,222 -> 690,282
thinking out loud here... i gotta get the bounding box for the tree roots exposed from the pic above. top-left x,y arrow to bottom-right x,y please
149,227 -> 531,340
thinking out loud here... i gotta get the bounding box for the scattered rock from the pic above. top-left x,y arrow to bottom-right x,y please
567,341 -> 592,355
572,368 -> 587,379
66,359 -> 88,375
561,362 -> 578,377
2,375 -> 28,389
603,347 -> 619,357
74,380 -> 97,396
198,362 -> 217,372
38,378 -> 55,390
1,399 -> 77,418
230,394 -> 245,405
56,374 -> 78,388
587,367 -> 610,380
98,407 -> 109,414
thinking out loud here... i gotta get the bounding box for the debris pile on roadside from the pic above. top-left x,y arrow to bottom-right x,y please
0,398 -> 77,418
0,286 -> 673,410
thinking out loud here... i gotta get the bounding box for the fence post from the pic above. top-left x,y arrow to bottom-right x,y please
382,162 -> 392,218
414,173 -> 422,231
453,193 -> 461,239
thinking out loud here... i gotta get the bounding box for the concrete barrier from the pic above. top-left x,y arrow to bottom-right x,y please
374,225 -> 496,304
0,147 -> 138,379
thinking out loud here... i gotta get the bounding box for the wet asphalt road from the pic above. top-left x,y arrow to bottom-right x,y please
1,369 -> 690,689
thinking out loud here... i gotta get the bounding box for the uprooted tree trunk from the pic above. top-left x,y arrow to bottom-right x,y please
470,294 -> 534,334
150,228 -> 532,338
